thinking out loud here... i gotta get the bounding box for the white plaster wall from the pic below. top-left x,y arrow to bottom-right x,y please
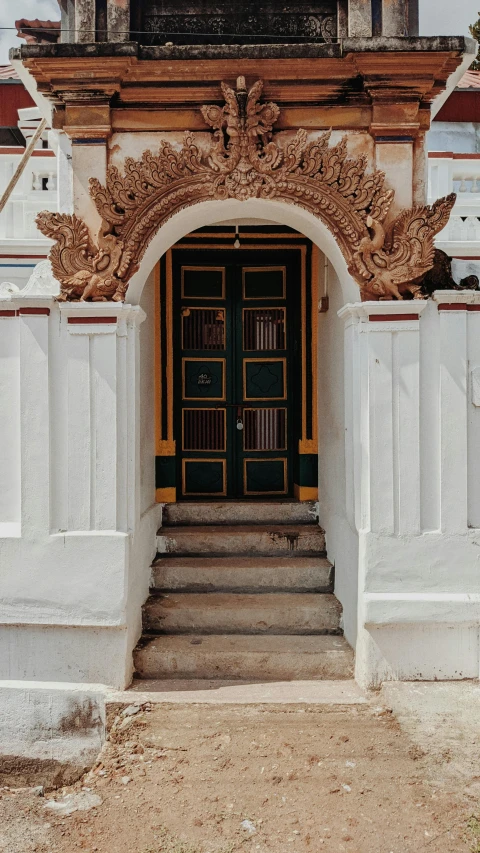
0,299 -> 161,689
0,315 -> 20,529
317,261 -> 359,648
126,270 -> 163,682
0,265 -> 40,290
3,191 -> 480,694
340,298 -> 480,687
0,681 -> 106,787
428,121 -> 479,154
139,269 -> 156,516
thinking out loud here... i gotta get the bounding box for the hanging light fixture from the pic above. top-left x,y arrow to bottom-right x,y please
234,224 -> 241,249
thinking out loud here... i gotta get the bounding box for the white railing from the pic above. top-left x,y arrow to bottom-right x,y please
428,153 -> 480,256
0,151 -> 57,242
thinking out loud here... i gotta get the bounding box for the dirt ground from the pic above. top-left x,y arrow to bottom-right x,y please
1,699 -> 479,853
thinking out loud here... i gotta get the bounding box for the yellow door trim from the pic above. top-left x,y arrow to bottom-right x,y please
294,484 -> 318,501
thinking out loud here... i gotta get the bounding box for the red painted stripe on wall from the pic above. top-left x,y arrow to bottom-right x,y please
67,316 -> 117,324
369,313 -> 419,321
0,310 -> 16,317
437,303 -> 468,311
17,307 -> 50,315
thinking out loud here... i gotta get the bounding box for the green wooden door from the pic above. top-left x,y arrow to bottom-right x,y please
174,249 -> 299,499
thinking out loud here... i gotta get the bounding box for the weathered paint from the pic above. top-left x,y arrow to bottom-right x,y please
107,0 -> 130,43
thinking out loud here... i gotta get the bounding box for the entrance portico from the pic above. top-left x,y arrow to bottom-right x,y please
3,186 -> 480,690
0,7 -> 478,729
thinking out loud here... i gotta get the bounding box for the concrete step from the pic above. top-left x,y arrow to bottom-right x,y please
134,634 -> 354,681
143,592 -> 342,635
157,524 -> 326,557
163,501 -> 317,527
151,556 -> 333,593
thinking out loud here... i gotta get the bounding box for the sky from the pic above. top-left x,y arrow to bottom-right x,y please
0,0 -> 479,64
0,0 -> 59,64
419,0 -> 480,37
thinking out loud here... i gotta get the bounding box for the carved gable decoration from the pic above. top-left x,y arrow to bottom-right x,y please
36,77 -> 455,302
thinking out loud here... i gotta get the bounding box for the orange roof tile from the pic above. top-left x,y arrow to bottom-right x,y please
15,19 -> 60,44
0,65 -> 19,80
457,70 -> 480,89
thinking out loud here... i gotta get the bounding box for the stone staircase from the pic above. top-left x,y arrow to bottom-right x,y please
134,502 -> 354,681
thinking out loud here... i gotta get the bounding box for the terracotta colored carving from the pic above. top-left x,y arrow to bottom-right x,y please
349,197 -> 457,300
36,77 -> 456,302
35,212 -> 135,301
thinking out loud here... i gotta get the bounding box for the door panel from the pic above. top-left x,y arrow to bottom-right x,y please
182,458 -> 227,497
174,251 -> 298,499
182,358 -> 226,401
243,307 -> 286,351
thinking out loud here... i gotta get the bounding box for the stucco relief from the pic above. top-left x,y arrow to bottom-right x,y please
36,77 -> 455,302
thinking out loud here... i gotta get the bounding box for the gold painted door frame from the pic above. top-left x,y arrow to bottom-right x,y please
155,232 -> 320,503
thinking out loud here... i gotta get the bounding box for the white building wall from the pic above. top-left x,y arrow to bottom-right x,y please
1,193 -> 480,694
0,313 -> 20,529
340,297 -> 480,686
317,261 -> 359,648
428,150 -> 480,258
139,269 -> 157,516
0,106 -> 57,290
0,298 -> 161,689
428,120 -> 479,154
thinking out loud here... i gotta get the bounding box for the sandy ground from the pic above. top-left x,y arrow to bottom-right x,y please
1,691 -> 479,853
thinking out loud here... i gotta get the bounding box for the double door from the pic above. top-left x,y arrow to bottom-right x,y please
174,250 -> 299,499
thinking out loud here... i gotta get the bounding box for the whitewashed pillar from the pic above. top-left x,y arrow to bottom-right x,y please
17,299 -> 53,538
0,307 -> 20,531
466,295 -> 480,529
427,154 -> 453,206
53,303 -> 145,534
434,293 -> 470,533
339,302 -> 427,535
0,298 -> 54,537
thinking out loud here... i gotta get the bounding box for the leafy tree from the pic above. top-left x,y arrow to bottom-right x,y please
470,13 -> 480,70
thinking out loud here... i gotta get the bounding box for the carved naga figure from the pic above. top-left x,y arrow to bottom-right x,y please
349,195 -> 457,300
35,212 -> 134,302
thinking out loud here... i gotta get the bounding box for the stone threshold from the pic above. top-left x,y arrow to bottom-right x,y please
107,679 -> 368,706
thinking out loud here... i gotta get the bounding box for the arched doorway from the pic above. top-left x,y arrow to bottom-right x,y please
115,190 -> 357,508
131,207 -> 360,679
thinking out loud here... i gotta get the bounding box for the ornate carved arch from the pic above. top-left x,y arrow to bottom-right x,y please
37,76 -> 455,302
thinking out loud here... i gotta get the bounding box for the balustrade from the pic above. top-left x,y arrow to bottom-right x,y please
428,153 -> 480,256
0,151 -> 57,242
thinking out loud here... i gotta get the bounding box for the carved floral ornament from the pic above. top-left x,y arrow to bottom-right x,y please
36,77 -> 457,303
